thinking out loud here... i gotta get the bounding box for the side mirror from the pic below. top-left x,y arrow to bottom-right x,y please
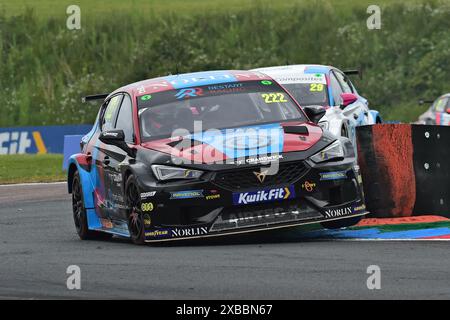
446,108 -> 450,114
340,93 -> 358,108
99,130 -> 135,157
303,105 -> 326,124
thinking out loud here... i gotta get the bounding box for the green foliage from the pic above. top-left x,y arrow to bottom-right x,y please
0,1 -> 449,127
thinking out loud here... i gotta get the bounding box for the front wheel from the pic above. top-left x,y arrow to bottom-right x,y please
126,175 -> 146,245
72,171 -> 112,240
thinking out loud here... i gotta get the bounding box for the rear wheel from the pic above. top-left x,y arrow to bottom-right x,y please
72,171 -> 112,240
321,216 -> 363,229
126,175 -> 146,245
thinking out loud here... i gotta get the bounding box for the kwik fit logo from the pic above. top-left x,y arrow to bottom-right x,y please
233,186 -> 295,205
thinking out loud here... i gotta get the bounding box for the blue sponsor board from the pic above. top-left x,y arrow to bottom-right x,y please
233,186 -> 295,205
0,125 -> 92,155
170,190 -> 204,199
319,171 -> 347,181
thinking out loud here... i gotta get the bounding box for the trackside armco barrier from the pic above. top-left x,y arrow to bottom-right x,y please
0,125 -> 91,155
356,124 -> 450,218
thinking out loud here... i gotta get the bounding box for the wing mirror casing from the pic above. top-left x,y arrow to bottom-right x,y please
99,130 -> 135,157
303,105 -> 326,124
340,93 -> 358,109
99,130 -> 125,143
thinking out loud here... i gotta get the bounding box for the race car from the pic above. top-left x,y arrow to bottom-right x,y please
417,93 -> 450,125
67,70 -> 368,244
252,65 -> 382,147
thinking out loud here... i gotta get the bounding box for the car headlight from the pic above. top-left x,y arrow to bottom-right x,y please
151,165 -> 203,181
318,120 -> 329,130
310,140 -> 344,163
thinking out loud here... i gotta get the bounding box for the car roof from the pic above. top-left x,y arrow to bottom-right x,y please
252,64 -> 332,84
109,70 -> 272,99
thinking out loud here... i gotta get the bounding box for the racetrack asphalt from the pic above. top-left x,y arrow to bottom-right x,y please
0,183 -> 450,299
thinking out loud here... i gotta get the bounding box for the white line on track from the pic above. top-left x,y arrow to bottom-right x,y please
0,181 -> 66,187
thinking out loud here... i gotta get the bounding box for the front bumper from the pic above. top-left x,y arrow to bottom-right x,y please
139,160 -> 368,242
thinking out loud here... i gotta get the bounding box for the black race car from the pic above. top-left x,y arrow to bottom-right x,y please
67,70 -> 368,244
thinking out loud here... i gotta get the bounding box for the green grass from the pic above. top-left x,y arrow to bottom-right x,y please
0,0 -> 433,19
0,154 -> 66,184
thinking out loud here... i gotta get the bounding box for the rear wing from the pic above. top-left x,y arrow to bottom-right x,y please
418,99 -> 435,105
343,69 -> 362,79
81,93 -> 110,103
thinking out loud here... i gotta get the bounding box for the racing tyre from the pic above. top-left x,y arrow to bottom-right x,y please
320,215 -> 363,230
126,175 -> 146,245
72,171 -> 113,240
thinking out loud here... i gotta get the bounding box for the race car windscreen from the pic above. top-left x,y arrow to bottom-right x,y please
282,83 -> 328,107
137,80 -> 306,141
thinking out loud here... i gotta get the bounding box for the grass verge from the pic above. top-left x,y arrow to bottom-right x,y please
0,154 -> 66,184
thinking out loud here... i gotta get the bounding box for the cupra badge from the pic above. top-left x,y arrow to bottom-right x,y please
253,169 -> 269,183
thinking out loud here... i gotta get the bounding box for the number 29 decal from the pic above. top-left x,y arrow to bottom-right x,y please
261,93 -> 288,103
310,84 -> 324,92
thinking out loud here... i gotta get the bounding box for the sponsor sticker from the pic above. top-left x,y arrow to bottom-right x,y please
171,227 -> 209,238
324,206 -> 353,218
175,88 -> 204,100
229,154 -> 283,165
207,83 -> 244,94
205,194 -> 221,200
145,229 -> 171,238
141,191 -> 156,199
275,74 -> 326,85
319,171 -> 347,181
170,190 -> 204,200
233,186 -> 295,205
353,203 -> 367,212
100,218 -> 113,229
301,181 -> 317,192
143,214 -> 152,226
141,202 -> 154,212
140,94 -> 152,101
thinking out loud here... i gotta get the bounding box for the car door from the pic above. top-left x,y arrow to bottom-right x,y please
434,97 -> 449,125
95,94 -> 124,220
443,98 -> 450,126
333,70 -> 369,125
108,94 -> 136,219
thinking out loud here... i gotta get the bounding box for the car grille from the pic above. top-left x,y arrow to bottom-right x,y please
213,161 -> 309,191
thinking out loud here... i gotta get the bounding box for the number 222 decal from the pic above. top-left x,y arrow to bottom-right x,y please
261,93 -> 288,103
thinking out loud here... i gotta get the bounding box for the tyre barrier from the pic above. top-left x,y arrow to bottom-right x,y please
356,124 -> 450,218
